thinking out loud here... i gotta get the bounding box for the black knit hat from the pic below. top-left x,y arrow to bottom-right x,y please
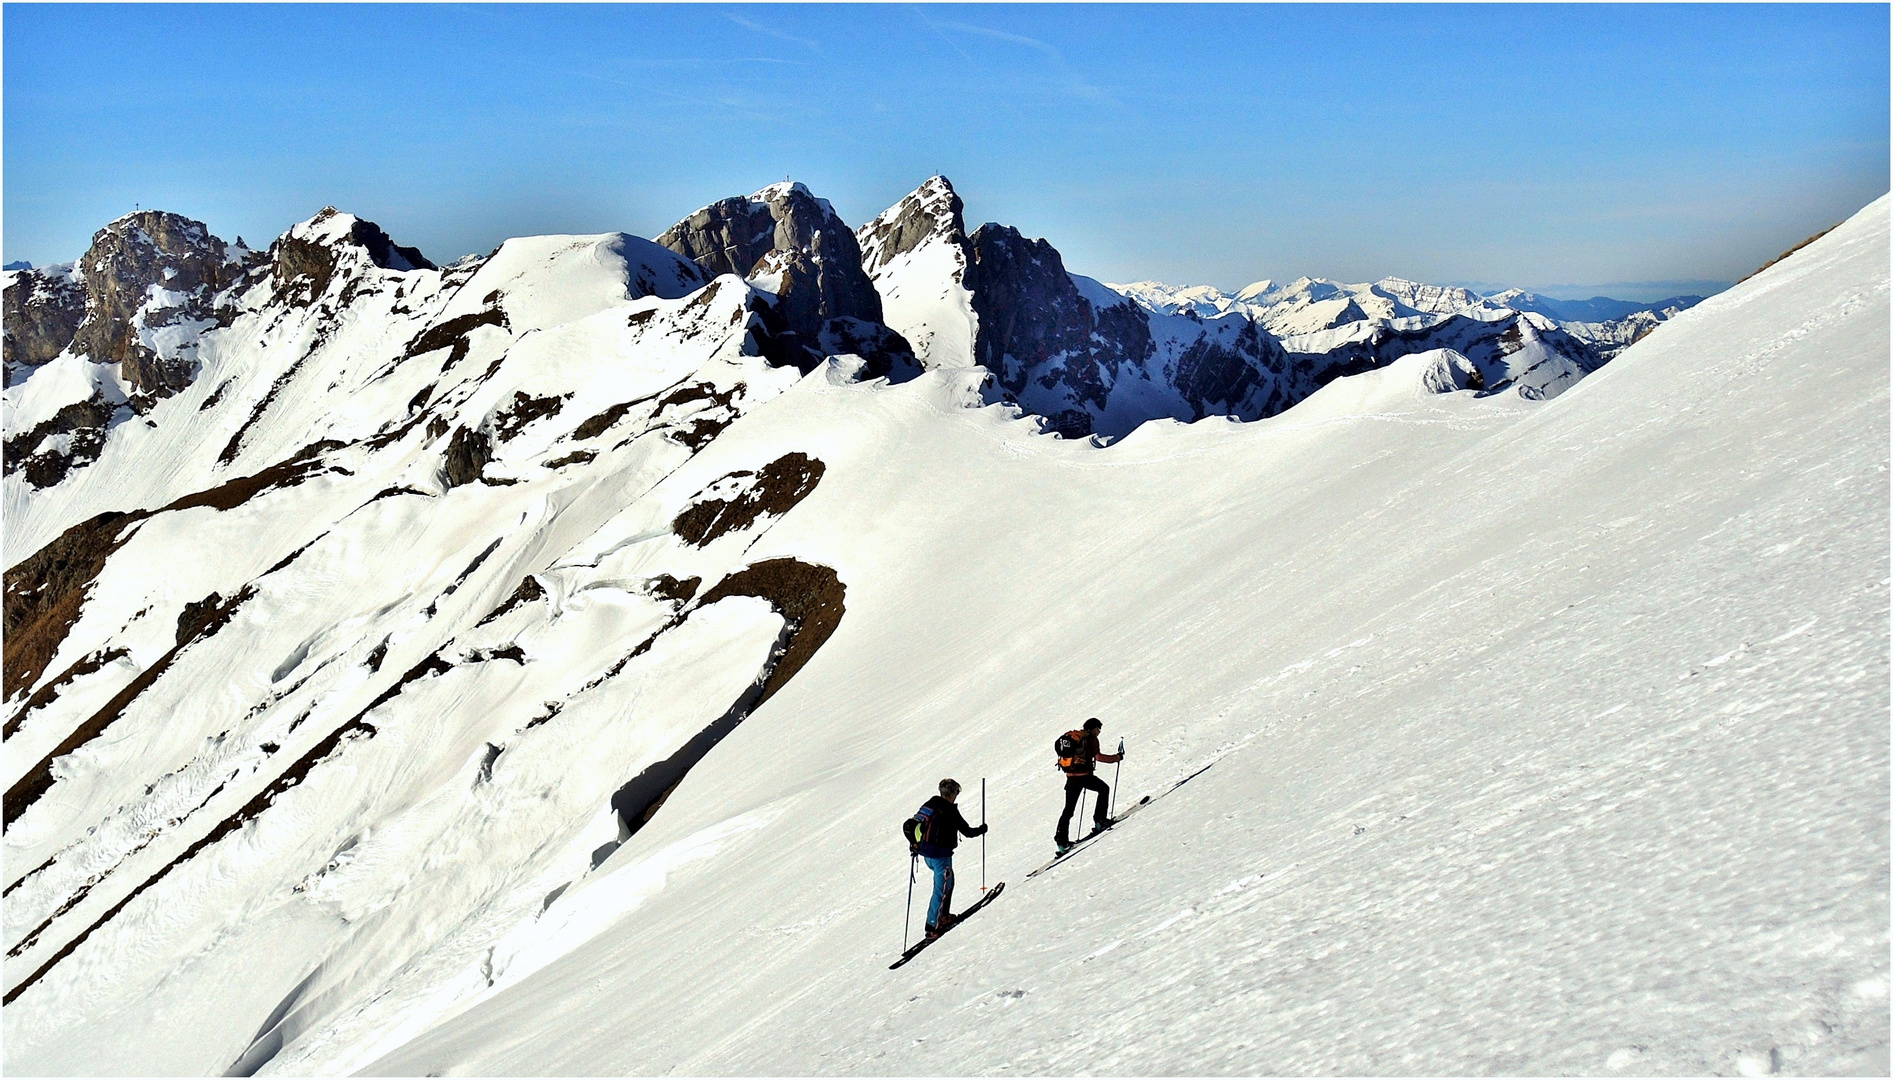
1083,717 -> 1102,731
939,778 -> 961,797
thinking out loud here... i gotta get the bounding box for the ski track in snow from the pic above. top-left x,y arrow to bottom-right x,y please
2,197 -> 1886,1076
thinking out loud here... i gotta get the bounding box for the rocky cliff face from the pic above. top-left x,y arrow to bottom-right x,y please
853,177 -> 978,369
859,178 -> 1302,439
659,183 -> 903,374
7,176 -> 1629,503
857,176 -> 971,277
2,265 -> 86,385
964,224 -> 1100,390
67,211 -> 252,404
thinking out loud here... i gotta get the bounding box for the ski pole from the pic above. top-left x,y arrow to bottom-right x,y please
981,778 -> 987,893
1112,739 -> 1124,818
903,852 -> 917,951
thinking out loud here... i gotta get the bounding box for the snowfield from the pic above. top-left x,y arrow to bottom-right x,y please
3,194 -> 1886,1076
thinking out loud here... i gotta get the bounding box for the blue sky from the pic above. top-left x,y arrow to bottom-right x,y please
5,4 -> 1887,298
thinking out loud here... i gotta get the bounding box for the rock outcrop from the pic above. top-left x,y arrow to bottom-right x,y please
857,176 -> 971,277
5,208 -> 439,491
3,265 -> 86,384
68,212 -> 249,403
659,183 -> 905,373
853,177 -> 978,369
267,207 -> 433,309
858,177 -> 1300,439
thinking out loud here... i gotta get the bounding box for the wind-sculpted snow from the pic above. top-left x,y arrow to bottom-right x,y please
1,186 -> 1883,1075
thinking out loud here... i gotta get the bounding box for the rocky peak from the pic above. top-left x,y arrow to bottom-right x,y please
657,183 -> 880,323
657,195 -> 775,280
269,208 -> 434,308
859,204 -> 1300,439
857,176 -> 968,276
69,211 -> 243,401
659,182 -> 895,372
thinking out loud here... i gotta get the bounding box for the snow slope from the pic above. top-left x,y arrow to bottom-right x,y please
3,194 -> 1885,1076
386,199 -> 1878,1073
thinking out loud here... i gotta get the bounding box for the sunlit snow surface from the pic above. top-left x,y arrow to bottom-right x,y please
4,199 -> 1886,1076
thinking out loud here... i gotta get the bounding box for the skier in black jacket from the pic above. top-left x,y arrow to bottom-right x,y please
1055,717 -> 1123,852
910,778 -> 987,939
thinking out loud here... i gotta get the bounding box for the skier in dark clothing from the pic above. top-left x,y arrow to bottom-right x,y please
1055,718 -> 1123,852
910,778 -> 987,938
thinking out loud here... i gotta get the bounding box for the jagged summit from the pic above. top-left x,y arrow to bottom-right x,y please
857,175 -> 967,277
657,182 -> 861,287
657,180 -> 900,374
282,207 -> 435,273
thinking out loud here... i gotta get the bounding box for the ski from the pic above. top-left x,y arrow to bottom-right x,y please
1024,757 -> 1222,880
889,881 -> 1005,969
1026,795 -> 1152,878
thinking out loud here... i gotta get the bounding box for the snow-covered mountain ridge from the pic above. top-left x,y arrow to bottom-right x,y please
1,183 -> 1885,1075
1111,275 -> 1702,358
7,175 -> 1614,500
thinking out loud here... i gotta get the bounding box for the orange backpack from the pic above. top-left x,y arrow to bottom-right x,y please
1054,729 -> 1089,771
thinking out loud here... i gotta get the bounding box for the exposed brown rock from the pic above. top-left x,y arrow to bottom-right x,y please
543,450 -> 596,469
70,212 -> 237,399
3,647 -> 129,739
401,307 -> 508,362
4,439 -> 341,702
571,401 -> 642,441
477,576 -> 546,626
696,558 -> 845,707
648,574 -> 700,605
494,391 -> 567,441
4,395 -> 125,488
4,586 -> 254,829
672,453 -> 825,547
607,557 -> 846,840
1741,221 -> 1844,284
4,511 -> 142,701
269,208 -> 433,310
442,427 -> 493,488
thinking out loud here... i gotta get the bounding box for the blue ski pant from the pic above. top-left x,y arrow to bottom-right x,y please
924,855 -> 954,929
1057,773 -> 1111,844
